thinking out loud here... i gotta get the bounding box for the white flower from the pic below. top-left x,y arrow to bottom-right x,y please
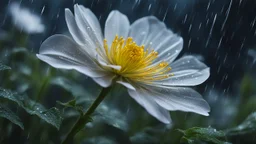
37,4 -> 210,124
9,2 -> 45,34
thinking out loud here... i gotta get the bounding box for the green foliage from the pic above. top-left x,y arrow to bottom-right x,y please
226,112 -> 256,136
0,104 -> 24,129
0,88 -> 62,130
240,75 -> 255,101
0,63 -> 11,71
93,103 -> 129,131
57,99 -> 84,114
51,77 -> 93,99
130,125 -> 170,144
83,136 -> 118,144
178,127 -> 231,144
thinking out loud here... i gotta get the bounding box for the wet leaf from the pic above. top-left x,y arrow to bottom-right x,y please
0,87 -> 62,130
93,103 -> 128,131
226,112 -> 256,136
0,63 -> 11,71
0,104 -> 24,130
178,127 -> 231,144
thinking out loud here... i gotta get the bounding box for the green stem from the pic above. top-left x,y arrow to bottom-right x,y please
35,68 -> 52,103
62,87 -> 111,144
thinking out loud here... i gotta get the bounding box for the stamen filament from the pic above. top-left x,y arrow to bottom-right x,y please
100,35 -> 173,82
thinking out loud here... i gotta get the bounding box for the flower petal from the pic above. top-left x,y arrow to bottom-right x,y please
65,8 -> 87,46
93,74 -> 116,88
96,55 -> 121,70
129,17 -> 150,45
116,79 -> 136,90
144,86 -> 210,116
154,56 -> 210,86
128,88 -> 171,124
154,31 -> 183,63
143,16 -> 166,48
37,34 -> 107,77
78,5 -> 103,42
74,5 -> 103,51
129,16 -> 183,63
105,10 -> 130,46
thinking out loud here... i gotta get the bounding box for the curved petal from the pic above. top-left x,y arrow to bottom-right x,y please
65,9 -> 87,46
78,5 -> 103,42
129,16 -> 183,63
93,74 -> 116,88
37,34 -> 107,77
146,17 -> 183,63
154,31 -> 183,63
154,56 -> 210,86
96,55 -> 121,70
105,10 -> 130,46
116,78 -> 136,90
144,85 -> 210,116
128,88 -> 171,124
129,17 -> 150,45
143,16 -> 166,48
74,5 -> 104,55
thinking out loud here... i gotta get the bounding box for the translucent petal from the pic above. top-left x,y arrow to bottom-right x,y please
105,10 -> 130,46
144,86 -> 210,116
129,17 -> 150,45
65,7 -> 101,58
37,34 -> 106,77
96,55 -> 121,70
154,56 -> 210,86
65,9 -> 88,46
116,79 -> 136,90
74,5 -> 103,51
78,5 -> 103,42
129,16 -> 183,63
93,74 -> 116,88
128,88 -> 171,124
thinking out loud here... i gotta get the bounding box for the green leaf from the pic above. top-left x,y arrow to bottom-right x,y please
0,63 -> 11,71
57,99 -> 84,115
0,104 -> 24,130
93,103 -> 128,131
0,88 -> 62,130
58,99 -> 77,107
226,112 -> 256,136
178,127 -> 231,144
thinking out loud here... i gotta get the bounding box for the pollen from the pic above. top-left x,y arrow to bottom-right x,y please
100,35 -> 173,82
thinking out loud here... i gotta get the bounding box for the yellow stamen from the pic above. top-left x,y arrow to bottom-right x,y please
101,35 -> 173,82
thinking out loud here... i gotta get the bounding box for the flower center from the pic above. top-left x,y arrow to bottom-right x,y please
100,35 -> 173,82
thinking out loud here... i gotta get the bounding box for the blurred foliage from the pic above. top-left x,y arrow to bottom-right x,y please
0,103 -> 24,130
178,127 -> 230,144
0,63 -> 11,71
226,112 -> 256,136
0,87 -> 62,129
